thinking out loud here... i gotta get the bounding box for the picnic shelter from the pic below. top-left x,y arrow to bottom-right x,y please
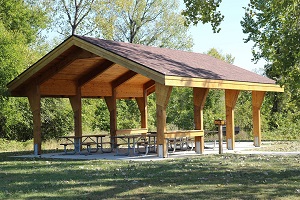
7,35 -> 284,157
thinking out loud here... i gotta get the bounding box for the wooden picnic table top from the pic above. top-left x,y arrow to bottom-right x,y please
59,134 -> 109,139
164,130 -> 204,138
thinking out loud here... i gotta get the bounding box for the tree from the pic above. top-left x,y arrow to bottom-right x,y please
241,0 -> 299,138
0,1 -> 74,141
206,48 -> 235,64
49,0 -> 99,36
182,0 -> 300,139
182,0 -> 224,33
0,0 -> 48,43
241,0 -> 299,102
97,0 -> 193,50
49,0 -> 193,50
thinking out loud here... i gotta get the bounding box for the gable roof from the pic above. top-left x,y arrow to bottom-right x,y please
77,35 -> 273,84
7,35 -> 283,98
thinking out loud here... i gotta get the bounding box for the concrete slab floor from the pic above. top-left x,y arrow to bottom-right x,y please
13,141 -> 299,161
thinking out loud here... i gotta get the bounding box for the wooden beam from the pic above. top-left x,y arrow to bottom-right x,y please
146,85 -> 155,96
27,85 -> 42,155
105,91 -> 117,147
193,88 -> 209,129
69,87 -> 82,138
252,91 -> 265,147
37,48 -> 98,85
144,80 -> 155,91
112,70 -> 138,89
193,88 -> 209,154
78,60 -> 114,87
144,80 -> 156,96
225,89 -> 240,150
155,82 -> 172,158
165,76 -> 284,92
156,82 -> 173,108
136,89 -> 148,128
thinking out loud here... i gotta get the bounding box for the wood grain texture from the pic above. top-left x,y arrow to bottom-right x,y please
225,89 -> 240,150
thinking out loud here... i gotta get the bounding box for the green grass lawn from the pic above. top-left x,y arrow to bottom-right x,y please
0,140 -> 299,199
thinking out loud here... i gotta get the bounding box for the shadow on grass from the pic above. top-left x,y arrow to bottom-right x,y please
0,151 -> 299,199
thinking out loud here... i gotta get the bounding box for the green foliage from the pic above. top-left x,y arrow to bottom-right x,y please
241,0 -> 300,90
182,0 -> 224,33
165,49 -> 234,131
241,0 -> 300,139
48,0 -> 194,50
0,0 -> 48,43
117,100 -> 141,129
146,94 -> 157,131
92,99 -> 110,131
203,90 -> 225,130
167,87 -> 194,130
206,48 -> 235,64
41,99 -> 73,140
234,91 -> 260,136
95,0 -> 194,50
0,0 -> 68,141
262,111 -> 300,140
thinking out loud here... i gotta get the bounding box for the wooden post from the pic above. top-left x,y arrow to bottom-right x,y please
105,90 -> 117,147
218,125 -> 224,154
69,87 -> 82,138
193,88 -> 209,154
225,89 -> 240,150
214,120 -> 226,154
27,86 -> 42,155
252,91 -> 265,147
136,89 -> 148,129
155,82 -> 172,158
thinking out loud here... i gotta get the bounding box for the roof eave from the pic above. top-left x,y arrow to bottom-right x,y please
164,76 -> 284,92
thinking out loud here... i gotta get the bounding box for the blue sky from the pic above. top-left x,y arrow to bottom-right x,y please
184,0 -> 265,72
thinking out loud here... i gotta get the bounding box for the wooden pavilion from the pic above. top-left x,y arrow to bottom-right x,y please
7,35 -> 283,157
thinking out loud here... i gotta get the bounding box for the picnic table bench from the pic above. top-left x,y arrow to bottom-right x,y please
164,130 -> 204,153
59,134 -> 112,154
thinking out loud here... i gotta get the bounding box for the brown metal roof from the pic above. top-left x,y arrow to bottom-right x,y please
76,35 -> 275,84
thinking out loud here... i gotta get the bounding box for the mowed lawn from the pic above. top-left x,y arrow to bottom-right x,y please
0,141 -> 299,200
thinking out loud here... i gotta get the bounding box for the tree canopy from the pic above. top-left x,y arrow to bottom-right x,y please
182,0 -> 224,33
241,0 -> 300,99
48,0 -> 193,50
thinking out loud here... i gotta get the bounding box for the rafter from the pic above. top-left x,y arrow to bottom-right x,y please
143,80 -> 155,90
111,70 -> 138,89
37,48 -> 98,85
78,60 -> 114,87
143,80 -> 155,95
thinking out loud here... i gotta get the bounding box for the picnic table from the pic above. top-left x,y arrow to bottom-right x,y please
110,128 -> 157,156
113,134 -> 144,156
59,134 -> 111,154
